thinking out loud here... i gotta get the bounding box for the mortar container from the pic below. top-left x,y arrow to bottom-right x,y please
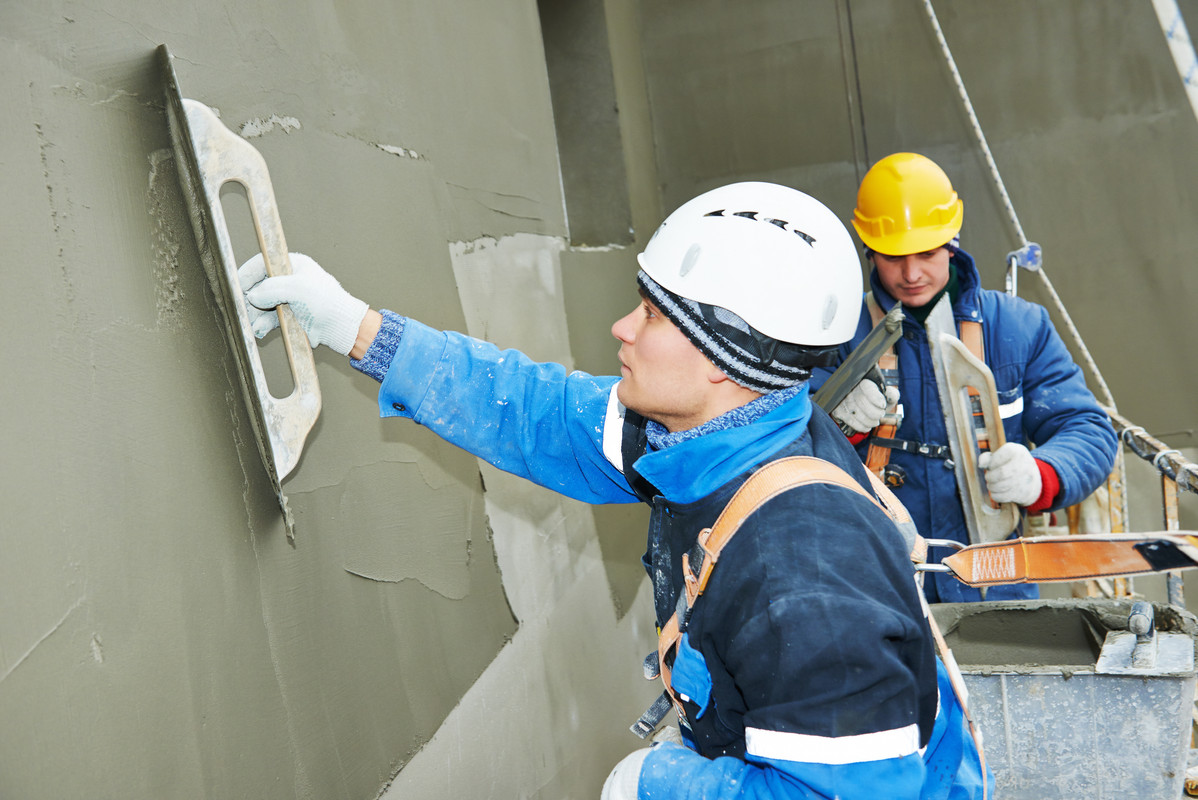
929,598 -> 1197,799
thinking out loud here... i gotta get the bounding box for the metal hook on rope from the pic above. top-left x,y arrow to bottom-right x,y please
1005,242 -> 1042,297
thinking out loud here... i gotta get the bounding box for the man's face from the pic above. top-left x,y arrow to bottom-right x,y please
872,246 -> 951,308
611,295 -> 718,433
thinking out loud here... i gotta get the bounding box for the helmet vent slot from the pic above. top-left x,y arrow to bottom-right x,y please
821,295 -> 838,330
679,244 -> 702,277
703,208 -> 815,246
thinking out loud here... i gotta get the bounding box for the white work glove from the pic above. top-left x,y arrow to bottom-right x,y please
600,748 -> 650,800
831,379 -> 900,434
238,252 -> 369,357
980,442 -> 1042,506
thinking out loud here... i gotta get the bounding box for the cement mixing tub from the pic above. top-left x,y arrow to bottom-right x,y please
930,599 -> 1197,799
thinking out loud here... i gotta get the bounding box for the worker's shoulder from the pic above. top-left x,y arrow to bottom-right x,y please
710,481 -> 912,604
739,475 -> 903,546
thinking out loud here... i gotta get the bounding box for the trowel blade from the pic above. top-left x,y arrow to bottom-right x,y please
813,304 -> 904,413
158,44 -> 321,538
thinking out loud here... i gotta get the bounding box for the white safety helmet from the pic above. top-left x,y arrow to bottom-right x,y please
637,182 -> 862,347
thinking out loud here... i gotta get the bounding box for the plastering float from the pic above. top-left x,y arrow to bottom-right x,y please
158,44 -> 320,539
925,295 -> 1019,545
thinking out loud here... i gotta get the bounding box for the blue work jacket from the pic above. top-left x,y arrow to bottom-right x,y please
363,313 -> 989,799
813,249 -> 1118,602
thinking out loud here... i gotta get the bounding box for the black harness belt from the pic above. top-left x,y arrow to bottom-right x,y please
870,436 -> 951,459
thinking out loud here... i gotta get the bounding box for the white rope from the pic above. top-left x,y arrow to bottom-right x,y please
920,0 -> 1129,533
920,0 -> 1116,412
920,0 -> 1025,244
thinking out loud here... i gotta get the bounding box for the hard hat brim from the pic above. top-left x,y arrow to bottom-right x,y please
853,220 -> 960,256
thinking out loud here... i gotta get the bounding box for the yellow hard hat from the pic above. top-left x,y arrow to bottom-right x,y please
852,152 -> 963,256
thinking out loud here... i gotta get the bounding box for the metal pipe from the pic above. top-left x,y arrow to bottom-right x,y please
1107,407 -> 1198,495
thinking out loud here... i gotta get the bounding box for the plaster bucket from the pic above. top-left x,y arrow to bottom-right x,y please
930,598 -> 1197,799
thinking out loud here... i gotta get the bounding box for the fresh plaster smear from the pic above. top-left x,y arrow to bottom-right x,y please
447,232 -> 571,362
444,232 -> 601,619
380,233 -> 659,797
339,460 -> 480,599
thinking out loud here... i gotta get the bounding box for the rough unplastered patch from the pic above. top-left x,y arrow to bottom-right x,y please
240,115 -> 302,138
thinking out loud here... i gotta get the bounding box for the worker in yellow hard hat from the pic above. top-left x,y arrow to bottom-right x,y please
816,152 -> 1118,603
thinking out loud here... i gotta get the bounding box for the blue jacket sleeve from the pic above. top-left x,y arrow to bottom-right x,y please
992,299 -> 1117,509
374,317 -> 640,505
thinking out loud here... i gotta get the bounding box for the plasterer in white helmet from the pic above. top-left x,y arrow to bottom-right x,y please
240,182 -> 988,799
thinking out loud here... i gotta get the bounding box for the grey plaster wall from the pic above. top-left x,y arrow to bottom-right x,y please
1,2 -> 657,798
3,1 -> 1198,799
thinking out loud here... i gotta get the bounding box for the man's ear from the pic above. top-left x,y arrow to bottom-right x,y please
706,363 -> 732,385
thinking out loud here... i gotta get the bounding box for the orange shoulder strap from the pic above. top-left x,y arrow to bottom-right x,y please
864,295 -> 901,474
686,456 -> 911,601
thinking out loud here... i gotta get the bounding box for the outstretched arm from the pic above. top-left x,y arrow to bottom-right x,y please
240,252 -> 639,505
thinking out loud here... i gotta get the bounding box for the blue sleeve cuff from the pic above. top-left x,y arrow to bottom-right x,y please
350,309 -> 405,383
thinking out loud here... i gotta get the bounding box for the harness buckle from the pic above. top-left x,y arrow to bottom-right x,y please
882,463 -> 907,488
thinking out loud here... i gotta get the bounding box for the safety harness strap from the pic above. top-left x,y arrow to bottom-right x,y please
864,294 -> 902,475
937,532 -> 1198,586
633,456 -> 928,738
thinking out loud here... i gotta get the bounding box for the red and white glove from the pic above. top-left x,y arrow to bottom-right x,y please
980,442 -> 1042,506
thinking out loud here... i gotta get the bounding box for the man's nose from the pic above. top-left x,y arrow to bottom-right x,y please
611,309 -> 636,343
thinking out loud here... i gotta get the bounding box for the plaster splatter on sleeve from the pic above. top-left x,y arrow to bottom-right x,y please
375,318 -> 638,504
